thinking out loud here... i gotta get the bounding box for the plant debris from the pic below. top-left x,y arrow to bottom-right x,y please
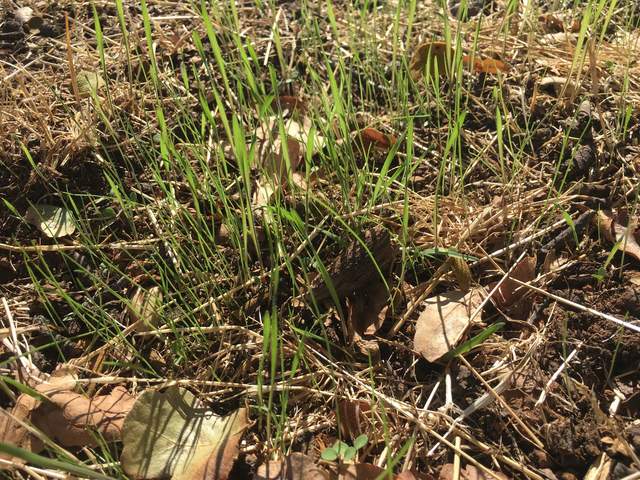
121,386 -> 248,480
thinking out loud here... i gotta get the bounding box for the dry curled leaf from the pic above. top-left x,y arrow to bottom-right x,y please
413,288 -> 484,362
121,386 -> 248,480
450,256 -> 472,292
494,255 -> 537,319
128,285 -> 163,332
307,226 -> 396,305
0,372 -> 77,459
346,277 -> 390,336
410,42 -> 450,80
597,211 -> 640,262
539,76 -> 578,98
0,390 -> 43,460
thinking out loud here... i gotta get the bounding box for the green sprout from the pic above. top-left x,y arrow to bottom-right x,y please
321,434 -> 368,463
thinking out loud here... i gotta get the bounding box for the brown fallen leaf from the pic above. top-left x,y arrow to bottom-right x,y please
0,368 -> 134,461
121,386 -> 248,480
597,211 -> 640,262
254,452 -> 330,480
493,255 -> 537,319
413,288 -> 484,362
538,13 -> 564,33
410,41 -> 450,80
0,391 -> 43,460
0,371 -> 77,460
358,128 -> 398,151
463,56 -> 508,74
33,385 -> 137,447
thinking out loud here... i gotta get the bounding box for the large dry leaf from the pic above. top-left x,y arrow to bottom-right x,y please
33,385 -> 136,447
413,289 -> 484,362
597,211 -> 640,262
25,204 -> 76,238
0,369 -> 110,460
307,226 -> 396,305
121,386 -> 248,480
0,372 -> 77,459
0,392 -> 42,459
254,453 -> 330,480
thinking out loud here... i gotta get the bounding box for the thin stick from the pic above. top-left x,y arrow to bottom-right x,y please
0,239 -> 160,253
471,218 -> 568,267
263,8 -> 283,67
535,345 -> 580,407
453,436 -> 462,480
512,278 -> 640,334
64,14 -> 81,104
459,355 -> 544,449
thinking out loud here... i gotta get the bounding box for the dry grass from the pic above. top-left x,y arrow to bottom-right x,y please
1,0 -> 640,478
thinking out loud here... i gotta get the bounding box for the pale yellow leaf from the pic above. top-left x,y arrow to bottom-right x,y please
413,289 -> 484,362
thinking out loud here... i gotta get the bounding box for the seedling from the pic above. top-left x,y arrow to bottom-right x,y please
321,434 -> 368,463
